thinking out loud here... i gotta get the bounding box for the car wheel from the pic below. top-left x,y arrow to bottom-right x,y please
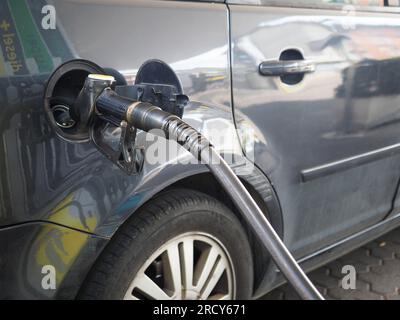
78,189 -> 253,300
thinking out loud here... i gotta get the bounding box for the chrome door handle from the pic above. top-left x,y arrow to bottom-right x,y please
259,60 -> 315,76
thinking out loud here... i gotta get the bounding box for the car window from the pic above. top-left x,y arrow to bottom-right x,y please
320,0 -> 384,5
387,0 -> 400,6
228,0 -> 385,7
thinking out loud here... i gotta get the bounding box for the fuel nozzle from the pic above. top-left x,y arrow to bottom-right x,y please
71,74 -> 116,127
72,71 -> 183,176
69,69 -> 182,134
95,88 -> 176,132
72,70 -> 186,132
68,60 -> 189,176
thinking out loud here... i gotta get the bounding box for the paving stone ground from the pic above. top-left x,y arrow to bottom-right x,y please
261,227 -> 400,300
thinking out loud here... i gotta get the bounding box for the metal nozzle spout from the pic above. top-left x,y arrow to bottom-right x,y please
70,74 -> 116,127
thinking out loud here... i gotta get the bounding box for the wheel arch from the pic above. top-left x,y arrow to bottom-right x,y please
166,170 -> 283,295
106,165 -> 283,296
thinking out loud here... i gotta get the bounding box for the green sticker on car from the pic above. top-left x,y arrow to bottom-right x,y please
8,0 -> 53,74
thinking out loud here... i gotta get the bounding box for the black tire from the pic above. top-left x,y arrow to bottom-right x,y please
78,189 -> 253,300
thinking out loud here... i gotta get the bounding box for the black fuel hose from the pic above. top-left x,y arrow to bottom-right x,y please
95,88 -> 324,300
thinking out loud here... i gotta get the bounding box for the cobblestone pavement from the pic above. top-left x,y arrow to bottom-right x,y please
261,227 -> 400,300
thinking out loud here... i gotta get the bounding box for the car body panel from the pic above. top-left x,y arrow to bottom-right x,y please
229,4 -> 400,258
0,0 -> 233,230
0,222 -> 108,299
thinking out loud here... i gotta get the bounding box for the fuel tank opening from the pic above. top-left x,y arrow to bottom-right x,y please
44,59 -> 105,142
52,105 -> 76,129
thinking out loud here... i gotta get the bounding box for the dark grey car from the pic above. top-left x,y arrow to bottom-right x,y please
1,0 -> 400,299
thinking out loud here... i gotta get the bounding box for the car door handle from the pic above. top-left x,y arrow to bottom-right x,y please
259,60 -> 316,76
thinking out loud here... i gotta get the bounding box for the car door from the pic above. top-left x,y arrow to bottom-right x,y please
228,0 -> 400,258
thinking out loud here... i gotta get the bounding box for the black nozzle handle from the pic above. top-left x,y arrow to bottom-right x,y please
96,88 -> 176,131
96,88 -> 133,122
126,102 -> 176,132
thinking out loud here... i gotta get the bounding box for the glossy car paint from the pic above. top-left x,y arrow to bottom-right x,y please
0,0 -> 231,229
0,222 -> 108,299
0,0 -> 399,299
0,0 -> 276,299
229,4 -> 400,259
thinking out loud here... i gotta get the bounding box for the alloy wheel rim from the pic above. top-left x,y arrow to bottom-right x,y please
124,232 -> 235,300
